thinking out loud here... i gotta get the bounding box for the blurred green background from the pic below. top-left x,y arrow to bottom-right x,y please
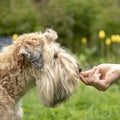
0,0 -> 120,120
0,0 -> 120,65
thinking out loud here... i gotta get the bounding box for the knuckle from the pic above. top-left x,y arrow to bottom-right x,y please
99,85 -> 109,91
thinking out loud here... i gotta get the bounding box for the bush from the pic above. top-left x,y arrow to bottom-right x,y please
0,0 -> 40,36
39,0 -> 99,52
38,0 -> 120,54
0,0 -> 120,62
92,0 -> 120,39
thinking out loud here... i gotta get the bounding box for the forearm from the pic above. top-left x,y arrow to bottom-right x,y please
116,64 -> 120,78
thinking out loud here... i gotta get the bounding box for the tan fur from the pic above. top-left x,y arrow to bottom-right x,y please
0,29 -> 80,120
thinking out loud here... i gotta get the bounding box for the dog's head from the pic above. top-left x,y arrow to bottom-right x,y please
33,29 -> 81,107
18,29 -> 81,107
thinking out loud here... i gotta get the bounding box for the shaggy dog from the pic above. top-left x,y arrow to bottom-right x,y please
0,29 -> 81,120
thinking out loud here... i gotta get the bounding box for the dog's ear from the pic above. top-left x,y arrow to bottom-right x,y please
19,45 -> 44,69
43,29 -> 58,42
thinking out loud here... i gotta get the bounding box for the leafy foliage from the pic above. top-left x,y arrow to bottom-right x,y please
0,0 -> 120,62
38,0 -> 120,54
39,0 -> 99,51
0,0 -> 40,35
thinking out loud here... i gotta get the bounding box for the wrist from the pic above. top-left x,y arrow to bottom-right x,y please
117,64 -> 120,78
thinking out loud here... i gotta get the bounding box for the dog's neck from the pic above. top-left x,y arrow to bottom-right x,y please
9,67 -> 36,101
0,48 -> 36,102
0,62 -> 36,102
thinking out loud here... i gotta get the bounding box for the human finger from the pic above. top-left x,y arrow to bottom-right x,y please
87,67 -> 98,85
80,69 -> 94,77
79,74 -> 89,85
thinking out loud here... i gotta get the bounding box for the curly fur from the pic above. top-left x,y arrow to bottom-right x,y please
0,29 -> 81,120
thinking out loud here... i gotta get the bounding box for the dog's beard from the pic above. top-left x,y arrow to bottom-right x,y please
36,62 -> 79,107
33,40 -> 80,107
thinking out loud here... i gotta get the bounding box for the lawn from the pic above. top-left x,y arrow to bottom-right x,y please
22,83 -> 120,120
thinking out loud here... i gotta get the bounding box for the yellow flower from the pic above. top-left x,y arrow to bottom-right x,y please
111,35 -> 117,42
98,30 -> 105,39
105,38 -> 111,46
12,34 -> 18,41
117,39 -> 120,43
111,35 -> 120,43
81,37 -> 87,44
116,35 -> 120,43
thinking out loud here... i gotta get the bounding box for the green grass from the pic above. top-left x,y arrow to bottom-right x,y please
22,83 -> 120,120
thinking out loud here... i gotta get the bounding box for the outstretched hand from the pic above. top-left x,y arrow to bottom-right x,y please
80,64 -> 120,91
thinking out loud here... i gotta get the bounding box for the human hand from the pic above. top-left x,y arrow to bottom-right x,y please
80,64 -> 120,91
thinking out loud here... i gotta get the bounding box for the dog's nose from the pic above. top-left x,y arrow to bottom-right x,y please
77,64 -> 82,72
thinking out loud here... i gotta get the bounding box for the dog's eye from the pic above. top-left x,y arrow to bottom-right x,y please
54,53 -> 58,59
